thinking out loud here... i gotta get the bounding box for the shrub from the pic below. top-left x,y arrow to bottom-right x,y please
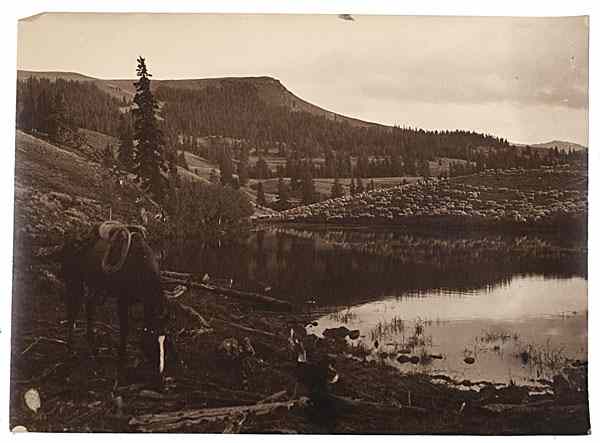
162,180 -> 253,249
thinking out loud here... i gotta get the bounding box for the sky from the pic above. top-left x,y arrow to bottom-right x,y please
17,13 -> 589,145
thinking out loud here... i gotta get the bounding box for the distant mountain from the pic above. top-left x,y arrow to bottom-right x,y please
15,69 -> 513,168
529,140 -> 588,153
17,70 -> 379,129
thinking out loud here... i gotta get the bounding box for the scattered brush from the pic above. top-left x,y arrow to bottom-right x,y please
515,340 -> 568,376
369,316 -> 405,342
478,328 -> 519,344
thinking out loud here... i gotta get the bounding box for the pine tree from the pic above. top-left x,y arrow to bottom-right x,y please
356,176 -> 364,193
256,156 -> 270,179
301,163 -> 316,204
47,91 -> 70,143
117,114 -> 135,171
178,151 -> 189,169
257,181 -> 266,206
219,145 -> 234,186
277,177 -> 289,203
132,56 -> 168,203
36,88 -> 52,135
350,177 -> 356,195
238,146 -> 249,186
102,142 -> 115,168
331,177 -> 344,199
18,78 -> 37,132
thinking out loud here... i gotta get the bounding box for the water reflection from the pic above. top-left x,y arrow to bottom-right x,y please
166,226 -> 587,308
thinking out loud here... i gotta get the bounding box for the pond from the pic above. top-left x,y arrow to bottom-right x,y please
169,225 -> 587,386
312,275 -> 587,387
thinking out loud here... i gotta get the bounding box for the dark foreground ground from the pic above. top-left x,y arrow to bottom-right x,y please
9,255 -> 590,434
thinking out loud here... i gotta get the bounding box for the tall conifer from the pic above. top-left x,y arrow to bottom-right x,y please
132,56 -> 168,202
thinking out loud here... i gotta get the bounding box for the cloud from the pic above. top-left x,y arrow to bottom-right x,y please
306,16 -> 588,110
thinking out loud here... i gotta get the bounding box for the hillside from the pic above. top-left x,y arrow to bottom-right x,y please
270,166 -> 588,232
13,130 -> 143,249
17,70 -> 377,129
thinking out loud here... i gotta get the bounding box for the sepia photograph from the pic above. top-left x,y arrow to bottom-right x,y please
9,9 -> 589,434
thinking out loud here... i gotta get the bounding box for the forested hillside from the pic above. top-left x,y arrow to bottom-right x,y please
155,80 -> 510,162
15,71 -> 587,211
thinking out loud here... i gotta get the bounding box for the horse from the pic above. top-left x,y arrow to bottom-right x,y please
60,221 -> 169,385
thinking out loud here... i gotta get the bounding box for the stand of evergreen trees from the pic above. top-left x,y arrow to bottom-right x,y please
155,81 -> 510,162
16,77 -> 123,139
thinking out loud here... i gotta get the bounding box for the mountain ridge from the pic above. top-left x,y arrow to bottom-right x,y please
530,140 -> 587,152
17,69 -> 380,129
17,69 -> 586,149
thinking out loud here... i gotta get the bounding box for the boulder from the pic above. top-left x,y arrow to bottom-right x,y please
217,338 -> 241,361
348,329 -> 360,340
323,326 -> 351,340
464,357 -> 475,365
397,355 -> 410,364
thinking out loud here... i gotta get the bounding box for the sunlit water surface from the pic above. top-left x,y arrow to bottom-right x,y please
312,275 -> 587,386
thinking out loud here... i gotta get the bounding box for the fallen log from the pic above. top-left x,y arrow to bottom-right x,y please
129,397 -> 309,432
168,300 -> 211,329
210,318 -> 283,341
137,390 -> 179,401
481,400 -> 555,414
330,395 -> 428,415
161,275 -> 292,312
163,285 -> 188,299
162,270 -> 194,280
187,393 -> 258,407
176,381 -> 266,403
257,390 -> 288,404
21,336 -> 68,356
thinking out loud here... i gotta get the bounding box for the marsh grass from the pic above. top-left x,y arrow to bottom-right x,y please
369,316 -> 405,342
329,307 -> 357,324
516,339 -> 568,376
477,328 -> 520,344
348,340 -> 371,361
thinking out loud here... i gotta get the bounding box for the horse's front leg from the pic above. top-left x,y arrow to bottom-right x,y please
117,296 -> 130,366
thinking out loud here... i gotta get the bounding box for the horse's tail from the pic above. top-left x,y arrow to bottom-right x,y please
101,226 -> 132,274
